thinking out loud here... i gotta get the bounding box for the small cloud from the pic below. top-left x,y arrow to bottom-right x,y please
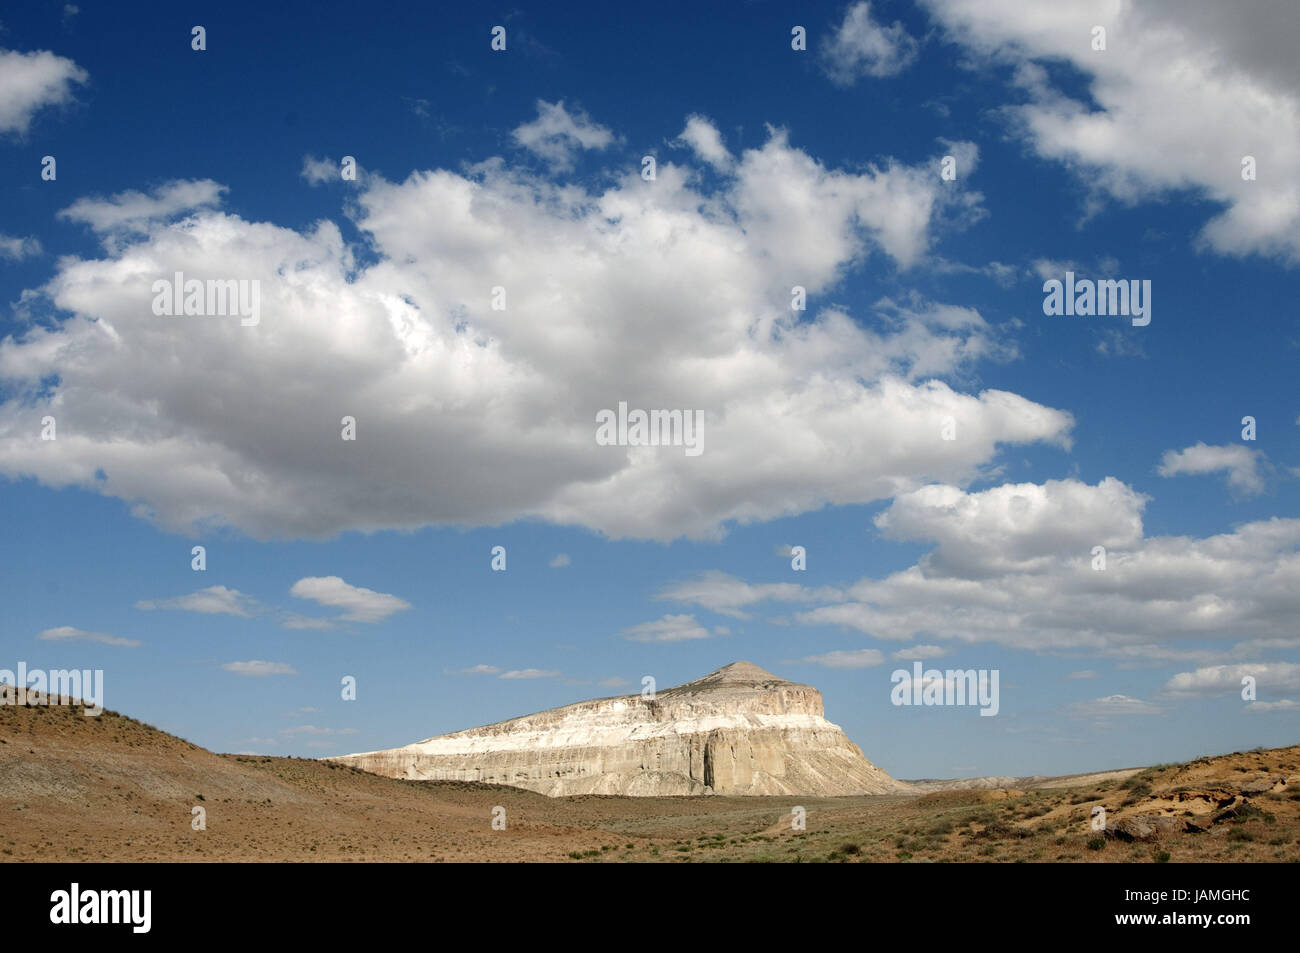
0,48 -> 88,137
549,553 -> 571,568
674,115 -> 733,170
0,234 -> 42,260
1096,327 -> 1146,358
799,648 -> 885,669
1246,699 -> 1300,712
511,100 -> 614,170
713,625 -> 731,636
1069,694 -> 1161,717
289,576 -> 411,623
1030,258 -> 1077,281
1067,670 -> 1098,680
822,2 -> 919,85
499,668 -> 561,680
621,613 -> 713,643
281,613 -> 335,631
280,725 -> 359,736
222,660 -> 297,677
301,155 -> 362,186
984,261 -> 1018,288
301,155 -> 337,185
58,179 -> 225,235
136,585 -> 255,617
657,570 -> 839,619
891,644 -> 945,661
36,625 -> 140,647
1157,442 -> 1266,496
599,676 -> 631,688
461,664 -> 501,675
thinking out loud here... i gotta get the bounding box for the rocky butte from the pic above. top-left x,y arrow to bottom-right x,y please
330,661 -> 909,796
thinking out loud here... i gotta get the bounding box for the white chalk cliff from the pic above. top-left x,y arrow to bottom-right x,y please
330,661 -> 908,796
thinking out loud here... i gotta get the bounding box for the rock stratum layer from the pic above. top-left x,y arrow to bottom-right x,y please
330,661 -> 908,797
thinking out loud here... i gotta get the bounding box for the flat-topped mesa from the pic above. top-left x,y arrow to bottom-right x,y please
329,661 -> 909,797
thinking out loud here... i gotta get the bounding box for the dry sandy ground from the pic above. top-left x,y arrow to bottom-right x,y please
2,698 -> 1297,862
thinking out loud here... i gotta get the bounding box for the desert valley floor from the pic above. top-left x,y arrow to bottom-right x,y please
2,700 -> 1297,863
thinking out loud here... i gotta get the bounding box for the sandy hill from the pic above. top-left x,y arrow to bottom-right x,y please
2,689 -> 1295,862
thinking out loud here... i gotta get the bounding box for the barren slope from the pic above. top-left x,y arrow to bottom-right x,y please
3,692 -> 1296,863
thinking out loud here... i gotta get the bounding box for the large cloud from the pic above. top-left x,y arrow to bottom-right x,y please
874,477 -> 1146,577
664,478 -> 1300,654
922,0 -> 1300,261
0,119 -> 1070,541
1161,662 -> 1300,697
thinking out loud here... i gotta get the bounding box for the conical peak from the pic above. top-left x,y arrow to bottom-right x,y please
671,660 -> 807,692
711,661 -> 784,682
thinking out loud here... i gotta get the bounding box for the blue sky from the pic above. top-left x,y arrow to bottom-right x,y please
1,0 -> 1297,779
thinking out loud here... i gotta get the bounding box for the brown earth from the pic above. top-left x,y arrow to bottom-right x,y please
2,695 -> 1297,862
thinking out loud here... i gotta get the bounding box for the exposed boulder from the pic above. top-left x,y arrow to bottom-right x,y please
1106,813 -> 1181,841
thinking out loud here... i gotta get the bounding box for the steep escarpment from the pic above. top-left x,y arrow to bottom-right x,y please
330,661 -> 908,797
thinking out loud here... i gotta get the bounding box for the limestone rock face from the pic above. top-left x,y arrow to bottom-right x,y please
330,661 -> 908,797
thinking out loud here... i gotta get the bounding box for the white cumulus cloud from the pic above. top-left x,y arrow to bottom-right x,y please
0,121 -> 1066,544
922,0 -> 1300,261
511,100 -> 615,169
823,2 -> 920,84
58,179 -> 227,237
289,576 -> 410,623
1157,442 -> 1266,496
0,48 -> 87,136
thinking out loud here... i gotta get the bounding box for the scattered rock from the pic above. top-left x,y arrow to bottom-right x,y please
1239,777 -> 1284,794
1107,813 -> 1180,842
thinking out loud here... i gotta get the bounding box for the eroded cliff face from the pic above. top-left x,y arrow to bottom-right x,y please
330,661 -> 909,797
